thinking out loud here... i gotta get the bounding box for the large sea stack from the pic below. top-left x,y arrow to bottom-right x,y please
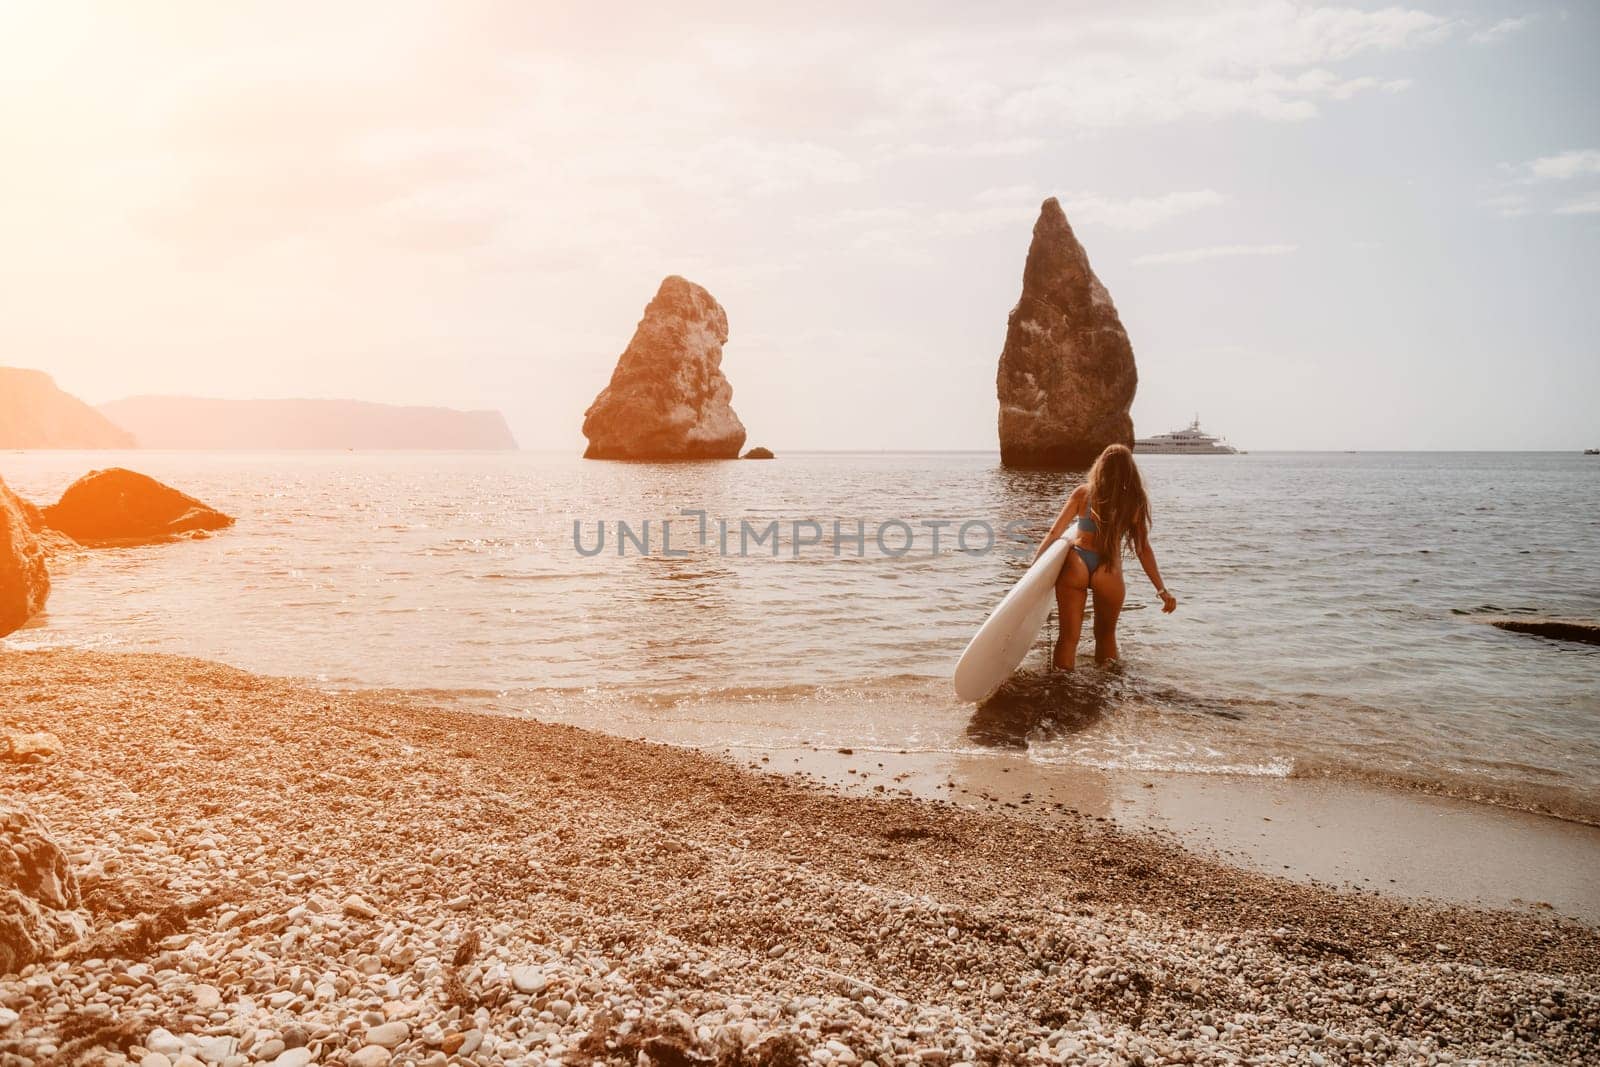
997,198 -> 1137,469
582,276 -> 747,460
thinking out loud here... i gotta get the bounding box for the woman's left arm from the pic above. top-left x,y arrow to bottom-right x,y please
1135,528 -> 1178,613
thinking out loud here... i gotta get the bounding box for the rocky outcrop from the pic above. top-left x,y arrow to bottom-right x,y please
40,468 -> 234,547
0,731 -> 63,763
997,199 -> 1138,470
0,367 -> 136,449
1483,616 -> 1600,647
0,476 -> 49,637
1,803 -> 87,974
99,396 -> 518,450
742,446 -> 775,460
582,276 -> 747,460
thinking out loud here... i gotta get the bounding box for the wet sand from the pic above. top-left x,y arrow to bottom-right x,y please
2,649 -> 1598,1065
739,746 -> 1600,924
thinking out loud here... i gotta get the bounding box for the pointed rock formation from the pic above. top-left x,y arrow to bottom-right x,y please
997,199 -> 1138,470
41,468 -> 234,547
582,277 -> 747,460
0,476 -> 49,637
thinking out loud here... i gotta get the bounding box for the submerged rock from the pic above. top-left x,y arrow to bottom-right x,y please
582,276 -> 747,460
1483,616 -> 1600,647
39,468 -> 233,547
742,446 -> 775,459
997,198 -> 1138,469
0,476 -> 49,637
0,802 -> 88,974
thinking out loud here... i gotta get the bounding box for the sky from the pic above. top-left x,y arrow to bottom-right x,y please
1,1 -> 1596,451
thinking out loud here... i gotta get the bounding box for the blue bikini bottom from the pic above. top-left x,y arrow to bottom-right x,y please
1073,544 -> 1102,577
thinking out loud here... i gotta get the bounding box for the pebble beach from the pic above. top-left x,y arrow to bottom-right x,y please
2,649 -> 1597,1066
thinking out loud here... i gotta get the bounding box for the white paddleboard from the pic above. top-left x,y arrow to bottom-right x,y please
952,524 -> 1074,702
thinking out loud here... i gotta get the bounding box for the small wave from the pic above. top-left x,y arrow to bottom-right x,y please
1290,756 -> 1600,827
1032,752 -> 1294,777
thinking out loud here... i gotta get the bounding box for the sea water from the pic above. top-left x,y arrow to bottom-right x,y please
5,450 -> 1597,823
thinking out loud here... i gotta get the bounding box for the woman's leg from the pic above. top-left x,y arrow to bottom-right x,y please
1090,567 -> 1126,665
1054,550 -> 1090,670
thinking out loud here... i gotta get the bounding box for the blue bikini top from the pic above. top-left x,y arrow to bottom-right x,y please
1077,493 -> 1100,534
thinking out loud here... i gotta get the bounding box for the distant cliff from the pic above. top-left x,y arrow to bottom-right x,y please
97,397 -> 518,450
0,368 -> 136,449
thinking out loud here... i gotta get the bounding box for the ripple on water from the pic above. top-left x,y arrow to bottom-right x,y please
2,450 -> 1597,823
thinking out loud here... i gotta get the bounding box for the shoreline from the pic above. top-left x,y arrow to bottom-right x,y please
727,744 -> 1600,925
2,648 -> 1598,1064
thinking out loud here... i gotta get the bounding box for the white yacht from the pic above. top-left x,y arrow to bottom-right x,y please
1134,415 -> 1240,455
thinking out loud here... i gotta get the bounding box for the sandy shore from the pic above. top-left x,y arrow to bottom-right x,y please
737,746 -> 1600,924
2,649 -> 1598,1065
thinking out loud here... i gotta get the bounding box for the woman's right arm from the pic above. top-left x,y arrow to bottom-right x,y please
1134,526 -> 1178,613
1032,487 -> 1083,562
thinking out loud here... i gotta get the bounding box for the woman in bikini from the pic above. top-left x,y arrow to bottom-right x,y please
1034,444 -> 1178,670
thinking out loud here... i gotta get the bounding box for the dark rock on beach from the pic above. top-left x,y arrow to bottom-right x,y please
40,467 -> 234,547
0,476 -> 49,637
582,276 -> 748,460
997,198 -> 1138,470
0,801 -> 88,974
742,446 -> 775,459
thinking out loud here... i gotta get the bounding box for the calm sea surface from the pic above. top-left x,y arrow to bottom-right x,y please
5,451 -> 1598,822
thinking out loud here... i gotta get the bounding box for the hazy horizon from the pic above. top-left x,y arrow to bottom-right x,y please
3,1 -> 1596,452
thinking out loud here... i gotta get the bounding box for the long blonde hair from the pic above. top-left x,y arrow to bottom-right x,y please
1083,444 -> 1150,568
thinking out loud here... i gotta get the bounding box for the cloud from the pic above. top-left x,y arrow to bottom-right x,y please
1481,193 -> 1532,218
1134,243 -> 1299,266
974,5 -> 1443,129
1484,150 -> 1600,219
884,138 -> 1047,161
1470,16 -> 1534,45
844,186 -> 1224,245
1061,190 -> 1227,231
2,1 -> 1458,272
1522,149 -> 1600,182
1555,191 -> 1600,216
